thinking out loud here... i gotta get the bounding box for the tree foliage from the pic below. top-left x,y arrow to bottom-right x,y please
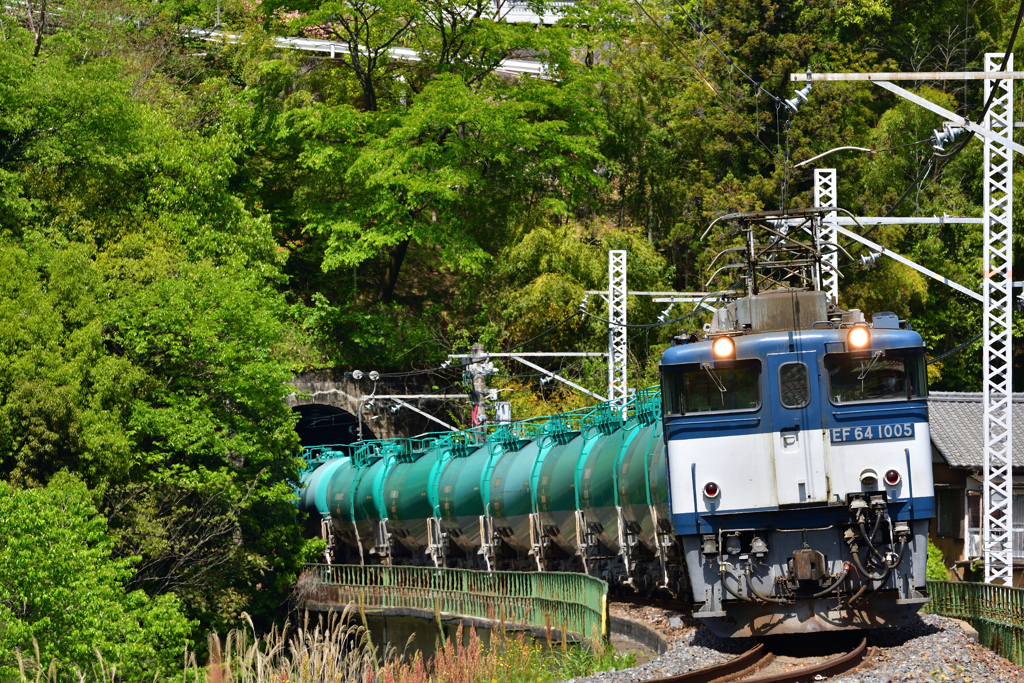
0,11 -> 313,638
0,473 -> 194,681
230,0 -> 1023,385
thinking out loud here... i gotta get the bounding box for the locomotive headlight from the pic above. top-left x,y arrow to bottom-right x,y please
703,481 -> 721,498
712,336 -> 735,358
859,468 -> 878,486
847,326 -> 870,349
884,469 -> 901,486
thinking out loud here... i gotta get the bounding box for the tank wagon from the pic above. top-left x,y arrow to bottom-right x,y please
298,208 -> 935,637
298,391 -> 678,591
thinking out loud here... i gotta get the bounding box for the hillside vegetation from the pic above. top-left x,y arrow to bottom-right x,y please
0,0 -> 1020,674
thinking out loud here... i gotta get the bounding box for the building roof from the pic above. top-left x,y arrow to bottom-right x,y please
928,391 -> 1024,468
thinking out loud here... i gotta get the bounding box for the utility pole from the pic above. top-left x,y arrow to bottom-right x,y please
585,252 -> 736,404
814,168 -> 839,303
467,343 -> 493,426
982,53 -> 1015,585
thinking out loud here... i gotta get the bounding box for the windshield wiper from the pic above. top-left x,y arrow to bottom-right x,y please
857,349 -> 885,380
701,362 -> 728,406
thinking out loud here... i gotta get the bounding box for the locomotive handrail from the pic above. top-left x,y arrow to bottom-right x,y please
923,580 -> 1024,666
296,563 -> 609,642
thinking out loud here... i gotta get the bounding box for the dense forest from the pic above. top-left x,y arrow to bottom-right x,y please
1,0 -> 1022,677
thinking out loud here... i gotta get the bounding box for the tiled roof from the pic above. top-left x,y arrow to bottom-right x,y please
928,391 -> 1024,468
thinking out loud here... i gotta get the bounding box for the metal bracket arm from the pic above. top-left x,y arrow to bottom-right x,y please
792,71 -> 1024,81
510,355 -> 608,402
833,225 -> 982,302
389,398 -> 458,431
873,81 -> 1024,156
448,352 -> 608,358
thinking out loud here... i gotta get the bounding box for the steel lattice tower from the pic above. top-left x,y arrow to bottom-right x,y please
607,251 -> 628,406
814,169 -> 839,303
983,53 -> 1014,585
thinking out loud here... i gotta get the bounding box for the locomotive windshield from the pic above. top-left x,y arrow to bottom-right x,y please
661,361 -> 761,415
825,351 -> 927,404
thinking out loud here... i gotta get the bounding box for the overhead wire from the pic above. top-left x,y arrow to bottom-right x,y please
928,332 -> 983,365
851,0 -> 1024,249
626,0 -> 779,159
375,360 -> 472,378
579,291 -> 724,329
668,0 -> 785,108
503,309 -> 582,353
838,0 -> 1024,258
930,0 -> 1024,171
843,158 -> 934,252
793,138 -> 931,168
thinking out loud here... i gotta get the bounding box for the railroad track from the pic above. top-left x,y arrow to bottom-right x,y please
647,637 -> 872,683
611,594 -> 694,613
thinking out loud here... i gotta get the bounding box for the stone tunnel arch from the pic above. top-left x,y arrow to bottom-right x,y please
292,404 -> 376,446
287,369 -> 461,442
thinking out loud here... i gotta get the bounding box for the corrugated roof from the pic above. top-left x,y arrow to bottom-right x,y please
928,391 -> 1024,468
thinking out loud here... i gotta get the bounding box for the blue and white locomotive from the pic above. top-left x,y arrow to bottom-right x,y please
661,254 -> 933,636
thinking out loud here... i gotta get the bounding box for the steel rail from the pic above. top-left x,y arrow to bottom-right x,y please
641,643 -> 769,683
742,637 -> 870,682
639,637 -> 870,683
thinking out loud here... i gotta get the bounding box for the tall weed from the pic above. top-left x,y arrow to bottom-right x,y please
380,624 -> 636,683
14,611 -> 635,683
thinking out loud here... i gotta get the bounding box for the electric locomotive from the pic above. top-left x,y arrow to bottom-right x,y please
662,289 -> 932,636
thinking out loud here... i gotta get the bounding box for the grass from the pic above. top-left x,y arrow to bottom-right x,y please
13,610 -> 637,683
379,623 -> 637,683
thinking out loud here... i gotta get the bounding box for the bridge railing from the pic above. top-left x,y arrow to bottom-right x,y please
297,564 -> 608,641
924,580 -> 1024,665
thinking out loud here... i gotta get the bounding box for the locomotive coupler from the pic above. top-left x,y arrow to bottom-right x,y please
790,548 -> 827,582
784,545 -> 830,592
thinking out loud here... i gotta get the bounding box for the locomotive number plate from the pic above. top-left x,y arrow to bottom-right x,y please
830,423 -> 915,442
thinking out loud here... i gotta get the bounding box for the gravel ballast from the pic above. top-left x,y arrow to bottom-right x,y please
558,603 -> 1024,683
833,613 -> 1024,683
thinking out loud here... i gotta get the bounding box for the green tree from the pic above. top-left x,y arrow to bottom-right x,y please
0,234 -> 310,630
0,472 -> 194,681
0,13 -> 315,633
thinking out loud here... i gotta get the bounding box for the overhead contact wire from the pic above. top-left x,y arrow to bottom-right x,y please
669,0 -> 785,107
627,0 -> 778,159
842,0 -> 1024,258
927,332 -> 983,365
933,0 -> 1024,169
